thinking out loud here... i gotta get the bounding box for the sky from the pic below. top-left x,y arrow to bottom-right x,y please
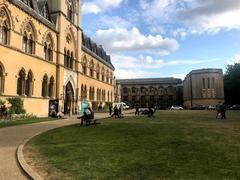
82,0 -> 240,79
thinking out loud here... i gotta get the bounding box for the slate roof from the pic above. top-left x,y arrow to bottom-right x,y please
82,33 -> 115,70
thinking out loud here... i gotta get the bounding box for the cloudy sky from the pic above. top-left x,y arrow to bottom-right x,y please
82,0 -> 240,79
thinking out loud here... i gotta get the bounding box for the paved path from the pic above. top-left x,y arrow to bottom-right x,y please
0,113 -> 108,180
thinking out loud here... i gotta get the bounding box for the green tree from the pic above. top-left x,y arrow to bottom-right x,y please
7,97 -> 26,114
224,63 -> 240,105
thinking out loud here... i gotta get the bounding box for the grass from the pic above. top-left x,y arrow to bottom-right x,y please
0,117 -> 57,128
25,110 -> 240,179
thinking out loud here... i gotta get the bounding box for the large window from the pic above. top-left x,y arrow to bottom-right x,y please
17,69 -> 26,96
64,49 -> 74,69
22,23 -> 35,54
212,77 -> 215,89
82,61 -> 87,75
1,22 -> 8,45
89,60 -> 94,78
67,0 -> 74,22
25,71 -> 33,97
0,8 -> 10,45
48,76 -> 54,98
42,75 -> 48,97
202,78 -> 206,89
44,34 -> 53,61
207,77 -> 210,89
0,64 -> 5,94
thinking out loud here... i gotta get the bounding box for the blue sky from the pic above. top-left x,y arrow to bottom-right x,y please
82,0 -> 240,79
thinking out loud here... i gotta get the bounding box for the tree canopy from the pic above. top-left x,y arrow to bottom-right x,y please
224,63 -> 240,105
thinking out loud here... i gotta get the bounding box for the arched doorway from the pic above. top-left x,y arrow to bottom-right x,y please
64,82 -> 74,115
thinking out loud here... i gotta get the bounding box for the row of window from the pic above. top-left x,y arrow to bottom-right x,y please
64,49 -> 74,69
0,65 -> 55,98
123,86 -> 176,94
82,59 -> 114,84
123,95 -> 175,102
17,69 -> 55,98
202,77 -> 215,89
80,84 -> 113,102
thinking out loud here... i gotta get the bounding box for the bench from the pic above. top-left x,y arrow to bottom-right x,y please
77,115 -> 98,126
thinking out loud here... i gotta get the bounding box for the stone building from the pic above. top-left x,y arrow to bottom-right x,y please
0,0 -> 114,116
117,78 -> 183,109
183,69 -> 224,108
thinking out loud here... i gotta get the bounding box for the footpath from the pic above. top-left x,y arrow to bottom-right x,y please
0,113 -> 108,180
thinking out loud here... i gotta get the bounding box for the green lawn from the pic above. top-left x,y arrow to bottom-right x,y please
0,117 -> 57,128
25,110 -> 240,179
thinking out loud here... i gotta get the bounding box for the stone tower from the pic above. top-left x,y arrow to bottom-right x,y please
48,0 -> 83,114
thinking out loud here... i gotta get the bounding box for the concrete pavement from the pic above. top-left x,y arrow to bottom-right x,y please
0,113 -> 108,180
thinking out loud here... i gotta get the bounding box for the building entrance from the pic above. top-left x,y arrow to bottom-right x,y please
64,82 -> 74,115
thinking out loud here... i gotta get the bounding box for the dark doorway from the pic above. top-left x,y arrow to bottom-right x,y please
64,82 -> 74,115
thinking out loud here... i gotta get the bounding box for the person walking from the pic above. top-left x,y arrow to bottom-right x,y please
216,102 -> 221,119
109,104 -> 112,116
220,102 -> 227,119
135,104 -> 140,116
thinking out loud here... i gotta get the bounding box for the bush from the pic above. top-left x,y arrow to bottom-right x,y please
0,99 -> 6,106
7,97 -> 26,115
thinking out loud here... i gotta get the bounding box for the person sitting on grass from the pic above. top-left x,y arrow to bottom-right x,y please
57,111 -> 65,119
148,107 -> 155,118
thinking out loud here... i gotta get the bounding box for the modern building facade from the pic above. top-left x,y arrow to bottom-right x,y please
183,69 -> 224,108
117,78 -> 183,109
0,0 -> 115,116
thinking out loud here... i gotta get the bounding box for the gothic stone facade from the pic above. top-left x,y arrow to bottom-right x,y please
183,69 -> 224,108
117,78 -> 183,109
0,0 -> 115,116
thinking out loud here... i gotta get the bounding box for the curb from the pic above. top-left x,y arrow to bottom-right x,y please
17,131 -> 46,180
16,115 -> 108,179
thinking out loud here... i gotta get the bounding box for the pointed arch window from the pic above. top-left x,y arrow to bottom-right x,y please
89,87 -> 92,101
82,61 -> 87,75
70,52 -> 74,69
42,75 -> 48,97
64,49 -> 67,67
17,69 -> 26,96
92,87 -> 95,101
67,0 -> 74,22
48,76 -> 54,98
0,65 -> 5,94
44,35 -> 53,62
0,8 -> 11,45
81,84 -> 84,100
25,71 -> 33,97
90,60 -> 94,78
22,23 -> 35,54
22,32 -> 28,52
1,21 -> 8,45
96,65 -> 100,80
28,35 -> 33,54
84,85 -> 87,99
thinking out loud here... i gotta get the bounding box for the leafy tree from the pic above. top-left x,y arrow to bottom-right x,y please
224,63 -> 240,105
7,97 -> 26,114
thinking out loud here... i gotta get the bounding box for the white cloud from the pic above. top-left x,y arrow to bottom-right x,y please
228,54 -> 240,65
98,16 -> 132,29
95,27 -> 179,54
139,0 -> 240,35
83,0 -> 124,14
112,54 -> 217,79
